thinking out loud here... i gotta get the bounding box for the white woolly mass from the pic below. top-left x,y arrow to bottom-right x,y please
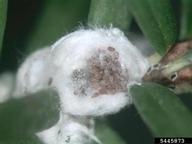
14,27 -> 150,144
59,90 -> 129,116
0,72 -> 15,103
51,28 -> 149,116
14,47 -> 53,97
37,114 -> 100,144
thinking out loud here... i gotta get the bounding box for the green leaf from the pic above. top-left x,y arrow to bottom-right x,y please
180,0 -> 192,39
127,0 -> 177,55
95,121 -> 126,144
131,82 -> 192,136
0,90 -> 60,140
88,0 -> 132,31
0,0 -> 8,54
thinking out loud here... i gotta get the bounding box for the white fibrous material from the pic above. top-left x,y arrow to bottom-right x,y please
51,28 -> 149,116
15,27 -> 149,144
37,114 -> 100,144
0,72 -> 15,103
14,47 -> 53,97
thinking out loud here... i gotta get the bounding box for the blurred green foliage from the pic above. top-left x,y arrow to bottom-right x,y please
0,0 -> 7,55
0,0 -> 90,72
180,0 -> 192,39
0,136 -> 43,144
96,121 -> 126,144
127,0 -> 178,56
88,0 -> 131,31
0,90 -> 59,140
27,0 -> 90,53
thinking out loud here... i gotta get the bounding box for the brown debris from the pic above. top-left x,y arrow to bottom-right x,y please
144,40 -> 192,87
143,67 -> 173,86
161,40 -> 192,64
174,67 -> 192,84
107,46 -> 115,52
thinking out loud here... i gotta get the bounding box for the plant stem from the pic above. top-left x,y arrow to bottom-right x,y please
162,49 -> 192,76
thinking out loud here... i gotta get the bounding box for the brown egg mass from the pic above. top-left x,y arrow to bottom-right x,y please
88,47 -> 129,96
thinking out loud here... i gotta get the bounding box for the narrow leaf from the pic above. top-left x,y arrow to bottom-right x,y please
96,121 -> 126,144
127,0 -> 177,55
131,82 -> 192,136
88,0 -> 132,31
0,0 -> 8,54
0,90 -> 60,140
180,0 -> 192,39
